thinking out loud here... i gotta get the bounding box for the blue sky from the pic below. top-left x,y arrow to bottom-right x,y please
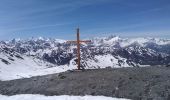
0,0 -> 170,40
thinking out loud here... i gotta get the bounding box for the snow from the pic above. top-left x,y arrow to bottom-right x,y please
1,36 -> 169,81
0,94 -> 130,100
120,38 -> 148,47
55,39 -> 66,43
92,36 -> 170,47
104,36 -> 120,45
38,37 -> 44,40
0,53 -> 132,81
92,36 -> 120,46
0,53 -> 76,81
153,38 -> 170,45
85,54 -> 131,69
120,37 -> 170,47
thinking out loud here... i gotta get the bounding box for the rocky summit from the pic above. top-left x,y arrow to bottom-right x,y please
0,66 -> 170,100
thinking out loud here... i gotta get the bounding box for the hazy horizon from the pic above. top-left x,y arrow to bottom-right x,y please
1,33 -> 170,41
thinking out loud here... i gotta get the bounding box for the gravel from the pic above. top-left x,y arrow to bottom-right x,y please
1,66 -> 170,100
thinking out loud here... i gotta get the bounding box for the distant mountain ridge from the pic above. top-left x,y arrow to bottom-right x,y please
0,36 -> 170,80
1,36 -> 170,66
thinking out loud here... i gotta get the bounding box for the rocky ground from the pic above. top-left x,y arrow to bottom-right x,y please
0,66 -> 170,100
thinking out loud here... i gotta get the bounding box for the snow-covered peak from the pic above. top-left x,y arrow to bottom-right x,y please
120,38 -> 149,47
91,35 -> 170,47
149,38 -> 170,45
55,39 -> 66,43
38,36 -> 45,40
2,36 -> 170,47
92,35 -> 121,46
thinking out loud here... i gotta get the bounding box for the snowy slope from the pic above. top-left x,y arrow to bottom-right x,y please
0,49 -> 135,81
0,94 -> 130,100
0,54 -> 73,81
0,47 -> 76,80
84,54 -> 133,69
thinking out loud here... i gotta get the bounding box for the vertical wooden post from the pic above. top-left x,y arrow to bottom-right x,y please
77,28 -> 81,70
66,28 -> 91,70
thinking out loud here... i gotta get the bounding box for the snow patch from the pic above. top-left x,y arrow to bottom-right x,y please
0,94 -> 130,100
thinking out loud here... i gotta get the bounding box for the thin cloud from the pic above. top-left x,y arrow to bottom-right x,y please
0,0 -> 114,24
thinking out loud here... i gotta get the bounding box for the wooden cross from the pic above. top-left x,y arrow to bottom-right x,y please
66,28 -> 91,70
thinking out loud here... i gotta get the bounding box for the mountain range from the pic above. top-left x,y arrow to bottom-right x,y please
0,35 -> 170,80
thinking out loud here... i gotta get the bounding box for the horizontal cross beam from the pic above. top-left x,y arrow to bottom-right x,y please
66,40 -> 91,43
